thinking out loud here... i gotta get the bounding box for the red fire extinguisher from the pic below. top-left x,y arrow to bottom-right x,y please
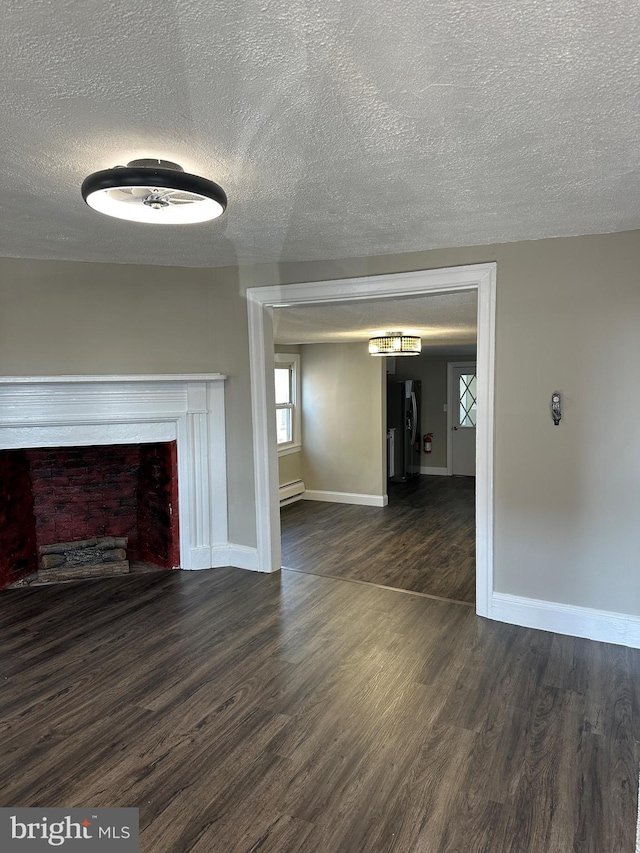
424,433 -> 433,454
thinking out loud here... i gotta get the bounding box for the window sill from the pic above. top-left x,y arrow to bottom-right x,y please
278,443 -> 302,457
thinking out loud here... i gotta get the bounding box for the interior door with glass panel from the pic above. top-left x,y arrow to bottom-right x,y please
451,362 -> 477,476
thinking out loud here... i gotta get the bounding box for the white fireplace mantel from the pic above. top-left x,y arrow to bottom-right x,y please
0,374 -> 249,571
0,374 -> 225,384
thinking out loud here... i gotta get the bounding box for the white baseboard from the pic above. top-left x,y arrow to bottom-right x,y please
204,543 -> 260,572
491,592 -> 640,649
228,544 -> 260,571
302,490 -> 388,507
419,466 -> 449,476
184,546 -> 216,570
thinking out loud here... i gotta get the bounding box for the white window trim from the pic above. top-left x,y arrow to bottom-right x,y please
275,353 -> 301,455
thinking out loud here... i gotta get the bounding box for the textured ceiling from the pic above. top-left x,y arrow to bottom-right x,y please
1,0 -> 639,268
273,290 -> 477,354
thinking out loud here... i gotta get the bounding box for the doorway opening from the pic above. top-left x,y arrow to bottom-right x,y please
274,317 -> 478,602
247,264 -> 496,616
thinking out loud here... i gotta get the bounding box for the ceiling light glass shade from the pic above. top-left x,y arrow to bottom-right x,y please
369,334 -> 421,356
81,159 -> 227,225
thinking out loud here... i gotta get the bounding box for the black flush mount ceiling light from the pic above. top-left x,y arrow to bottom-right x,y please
368,332 -> 422,356
81,159 -> 227,224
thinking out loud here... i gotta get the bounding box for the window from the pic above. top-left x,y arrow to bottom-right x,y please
458,373 -> 477,427
275,353 -> 300,453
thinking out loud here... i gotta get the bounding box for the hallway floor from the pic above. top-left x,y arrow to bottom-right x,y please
280,475 -> 475,603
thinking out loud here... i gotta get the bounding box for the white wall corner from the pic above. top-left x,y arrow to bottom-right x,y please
491,592 -> 640,650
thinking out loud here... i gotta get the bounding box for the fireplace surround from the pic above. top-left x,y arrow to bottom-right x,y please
0,375 -> 232,585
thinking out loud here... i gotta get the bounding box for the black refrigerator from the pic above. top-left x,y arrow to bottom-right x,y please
387,379 -> 421,482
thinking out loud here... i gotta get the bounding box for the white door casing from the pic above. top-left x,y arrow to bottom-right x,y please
448,361 -> 477,477
246,263 -> 496,618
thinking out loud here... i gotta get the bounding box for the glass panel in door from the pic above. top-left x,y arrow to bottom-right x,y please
458,374 -> 477,427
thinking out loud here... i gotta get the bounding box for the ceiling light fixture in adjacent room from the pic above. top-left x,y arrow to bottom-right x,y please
81,159 -> 227,224
368,332 -> 422,356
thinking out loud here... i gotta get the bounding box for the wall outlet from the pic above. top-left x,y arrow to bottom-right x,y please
443,403 -> 447,412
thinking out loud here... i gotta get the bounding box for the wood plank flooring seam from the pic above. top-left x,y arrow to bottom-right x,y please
282,566 -> 475,607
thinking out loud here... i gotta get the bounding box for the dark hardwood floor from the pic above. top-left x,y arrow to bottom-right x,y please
1,567 -> 638,852
281,475 -> 476,603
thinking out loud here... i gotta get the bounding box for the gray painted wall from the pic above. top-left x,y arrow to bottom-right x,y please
2,228 -> 640,615
299,343 -> 385,497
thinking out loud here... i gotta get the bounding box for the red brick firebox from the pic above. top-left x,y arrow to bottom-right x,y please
0,441 -> 180,589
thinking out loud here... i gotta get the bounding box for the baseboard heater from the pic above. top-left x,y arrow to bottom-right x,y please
279,479 -> 305,507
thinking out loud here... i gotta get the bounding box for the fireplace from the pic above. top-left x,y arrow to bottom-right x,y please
1,442 -> 180,585
0,374 -> 229,588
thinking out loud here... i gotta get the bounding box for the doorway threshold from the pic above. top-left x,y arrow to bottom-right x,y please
281,566 -> 475,608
